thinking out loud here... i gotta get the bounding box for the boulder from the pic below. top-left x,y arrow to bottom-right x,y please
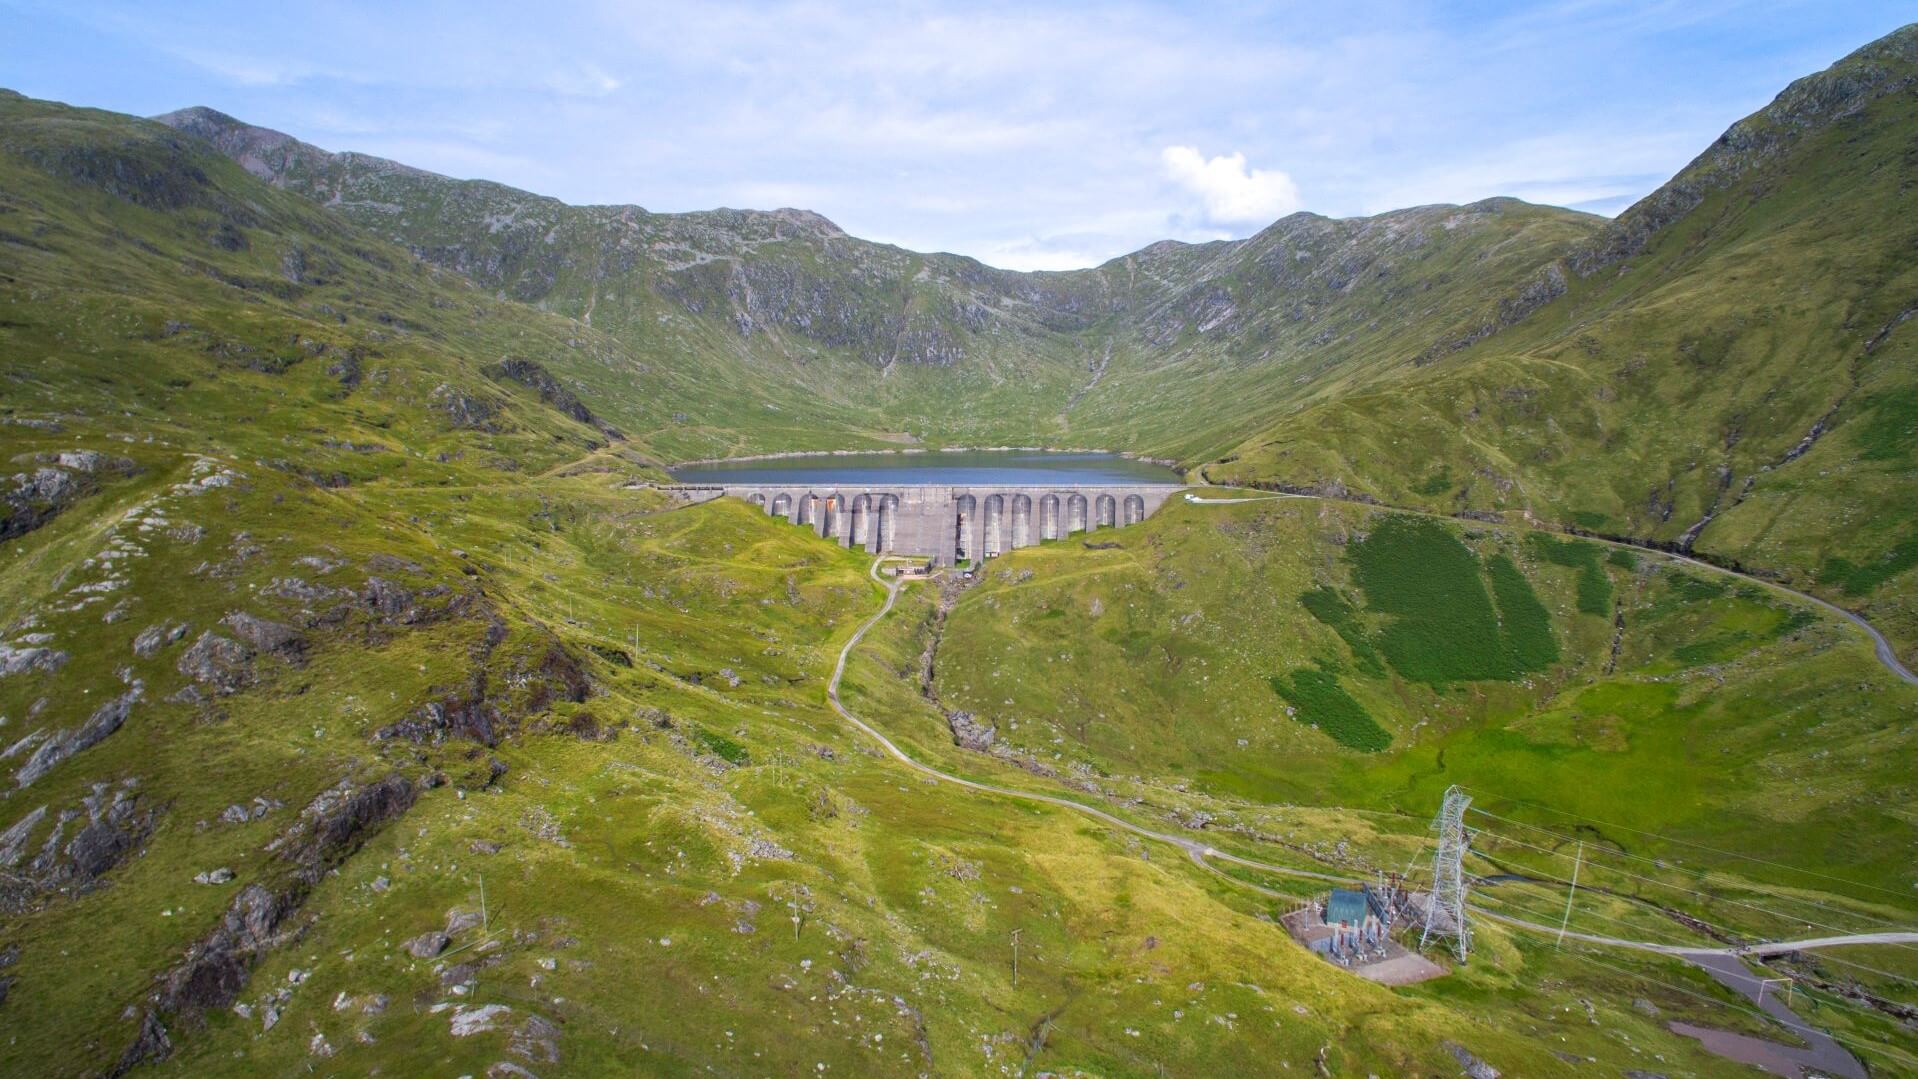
176,631 -> 252,695
404,932 -> 449,959
450,1003 -> 512,1037
1443,1041 -> 1500,1079
0,644 -> 69,678
945,711 -> 996,751
221,612 -> 304,658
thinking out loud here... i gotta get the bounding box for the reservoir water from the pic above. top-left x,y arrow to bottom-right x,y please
671,450 -> 1183,487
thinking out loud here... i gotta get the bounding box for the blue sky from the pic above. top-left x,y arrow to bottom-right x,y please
2,1 -> 1908,269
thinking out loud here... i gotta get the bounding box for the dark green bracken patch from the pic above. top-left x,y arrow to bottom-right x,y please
1817,534 -> 1918,596
694,728 -> 750,765
1608,547 -> 1639,570
1269,669 -> 1391,752
1853,385 -> 1918,462
1666,571 -> 1729,602
1572,510 -> 1611,530
1411,467 -> 1454,496
1298,586 -> 1385,676
1348,515 -> 1551,683
1488,553 -> 1559,670
1528,533 -> 1613,615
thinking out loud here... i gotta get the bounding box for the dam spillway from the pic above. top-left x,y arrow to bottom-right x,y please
677,482 -> 1187,565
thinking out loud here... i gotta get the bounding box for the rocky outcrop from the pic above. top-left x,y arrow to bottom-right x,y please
175,631 -> 252,696
2,451 -> 138,543
430,384 -> 500,432
0,780 -> 158,912
120,772 -> 418,1071
1444,1041 -> 1501,1079
945,711 -> 997,752
131,622 -> 188,658
14,683 -> 142,788
221,612 -> 304,659
485,358 -> 621,438
0,641 -> 69,677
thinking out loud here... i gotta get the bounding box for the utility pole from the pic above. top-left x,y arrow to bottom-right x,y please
1556,842 -> 1583,948
1010,928 -> 1022,987
1420,785 -> 1473,962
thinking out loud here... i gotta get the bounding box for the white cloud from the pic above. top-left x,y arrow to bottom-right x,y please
546,62 -> 621,98
1160,146 -> 1302,226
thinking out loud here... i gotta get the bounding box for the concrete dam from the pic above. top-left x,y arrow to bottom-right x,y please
690,483 -> 1187,565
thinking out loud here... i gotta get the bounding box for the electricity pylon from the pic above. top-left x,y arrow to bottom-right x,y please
1420,785 -> 1473,962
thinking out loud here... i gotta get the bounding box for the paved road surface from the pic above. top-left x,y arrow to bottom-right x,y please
831,556 -> 1912,1076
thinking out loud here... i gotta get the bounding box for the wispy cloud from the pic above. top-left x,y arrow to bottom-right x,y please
3,0 -> 1902,268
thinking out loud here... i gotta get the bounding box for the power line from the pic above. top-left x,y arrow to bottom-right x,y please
1469,816 -> 1918,952
1472,897 -> 1918,1042
1469,890 -> 1701,949
1470,807 -> 1918,933
1559,946 -> 1918,1073
1753,947 -> 1918,990
1458,786 -> 1912,900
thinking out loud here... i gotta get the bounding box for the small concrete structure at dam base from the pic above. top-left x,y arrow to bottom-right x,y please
671,483 -> 1187,565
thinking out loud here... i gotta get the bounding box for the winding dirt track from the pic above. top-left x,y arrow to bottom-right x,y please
828,557 -> 1918,960
823,535 -> 1918,1075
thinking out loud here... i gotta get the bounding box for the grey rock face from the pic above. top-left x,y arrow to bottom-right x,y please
361,577 -> 416,623
0,781 -> 157,908
404,931 -> 450,959
132,621 -> 189,658
0,643 -> 70,678
14,683 -> 142,788
176,631 -> 252,695
221,612 -> 304,658
945,711 -> 996,752
1443,1041 -> 1500,1079
3,453 -> 137,542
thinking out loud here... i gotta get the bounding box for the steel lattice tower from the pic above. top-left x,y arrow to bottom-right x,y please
1420,785 -> 1473,961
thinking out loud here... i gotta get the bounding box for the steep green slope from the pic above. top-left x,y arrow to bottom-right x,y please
1,91 -> 1776,1079
5,29 -> 1918,1075
931,494 -> 1918,909
1209,25 -> 1918,658
153,107 -> 1600,463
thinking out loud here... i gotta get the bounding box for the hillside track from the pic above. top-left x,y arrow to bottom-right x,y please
1183,492 -> 1918,687
831,556 -> 1918,960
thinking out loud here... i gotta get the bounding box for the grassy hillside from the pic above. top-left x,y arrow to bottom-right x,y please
151,30 -> 1918,664
4,28 -> 1918,1075
153,108 -> 1600,466
1207,25 -> 1918,660
0,89 -> 1789,1079
933,496 -> 1918,901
